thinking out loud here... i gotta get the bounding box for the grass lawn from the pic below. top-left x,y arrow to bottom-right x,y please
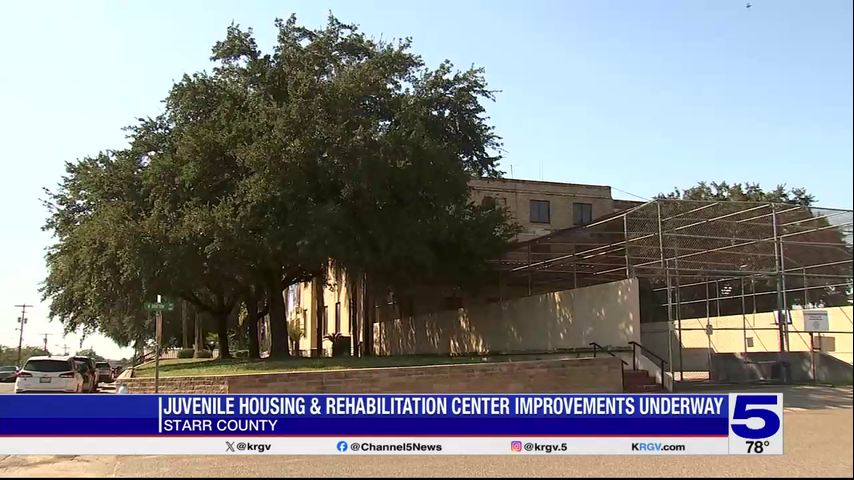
132,353 -> 567,378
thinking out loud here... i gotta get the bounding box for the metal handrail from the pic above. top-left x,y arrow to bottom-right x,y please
628,341 -> 668,365
589,342 -> 629,366
629,341 -> 667,389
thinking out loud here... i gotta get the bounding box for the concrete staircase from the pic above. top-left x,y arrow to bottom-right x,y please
623,369 -> 666,393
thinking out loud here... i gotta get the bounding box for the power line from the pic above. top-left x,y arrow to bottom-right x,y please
611,186 -> 651,202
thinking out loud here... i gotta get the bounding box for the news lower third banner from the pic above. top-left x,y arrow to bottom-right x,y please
0,394 -> 783,455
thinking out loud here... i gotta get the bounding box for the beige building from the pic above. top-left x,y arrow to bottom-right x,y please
468,178 -> 622,242
282,177 -> 635,356
641,306 -> 853,368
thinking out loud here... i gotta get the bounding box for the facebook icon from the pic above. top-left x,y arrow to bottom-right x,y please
336,441 -> 349,452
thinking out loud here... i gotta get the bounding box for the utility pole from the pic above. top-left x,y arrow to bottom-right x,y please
14,304 -> 33,367
39,333 -> 54,353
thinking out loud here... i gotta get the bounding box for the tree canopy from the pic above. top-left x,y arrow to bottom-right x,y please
41,14 -> 515,359
75,348 -> 106,362
644,181 -> 851,321
0,345 -> 50,366
658,181 -> 816,206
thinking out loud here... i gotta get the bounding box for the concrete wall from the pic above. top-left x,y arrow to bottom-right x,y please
711,352 -> 853,384
640,306 -> 854,372
374,278 -> 640,355
118,376 -> 228,394
117,357 -> 625,394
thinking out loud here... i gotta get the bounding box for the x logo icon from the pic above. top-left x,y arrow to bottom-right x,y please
225,441 -> 235,452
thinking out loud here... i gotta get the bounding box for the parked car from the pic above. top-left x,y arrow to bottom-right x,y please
95,361 -> 113,384
1,365 -> 18,382
15,356 -> 83,393
71,356 -> 98,393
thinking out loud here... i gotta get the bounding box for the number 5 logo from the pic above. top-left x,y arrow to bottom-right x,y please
730,395 -> 781,439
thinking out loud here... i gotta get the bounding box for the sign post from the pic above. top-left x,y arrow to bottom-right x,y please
803,310 -> 830,384
155,310 -> 162,394
145,296 -> 175,394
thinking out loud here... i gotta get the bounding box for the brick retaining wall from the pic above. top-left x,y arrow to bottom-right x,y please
116,356 -> 623,394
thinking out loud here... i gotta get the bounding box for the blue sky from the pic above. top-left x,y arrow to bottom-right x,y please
1,0 -> 851,358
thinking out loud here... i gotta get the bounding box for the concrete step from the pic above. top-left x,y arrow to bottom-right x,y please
623,369 -> 664,393
625,384 -> 668,393
624,370 -> 656,384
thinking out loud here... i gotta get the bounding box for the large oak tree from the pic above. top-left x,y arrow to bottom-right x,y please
41,14 -> 515,358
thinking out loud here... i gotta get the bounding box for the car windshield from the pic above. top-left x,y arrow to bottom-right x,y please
24,360 -> 71,372
96,362 -> 110,368
0,366 -> 16,371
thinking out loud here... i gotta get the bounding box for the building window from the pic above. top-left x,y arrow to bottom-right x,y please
573,202 -> 593,226
530,200 -> 550,224
335,302 -> 341,333
481,196 -> 496,208
302,309 -> 308,335
745,337 -> 754,348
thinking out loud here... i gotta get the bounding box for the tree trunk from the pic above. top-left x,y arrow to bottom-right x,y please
362,273 -> 373,357
349,274 -> 359,357
216,311 -> 231,359
181,300 -> 189,349
194,310 -> 202,354
229,304 -> 242,351
245,290 -> 261,359
267,275 -> 290,358
315,272 -> 326,357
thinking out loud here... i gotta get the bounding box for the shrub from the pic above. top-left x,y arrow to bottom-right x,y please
234,350 -> 249,359
177,348 -> 195,359
324,333 -> 351,357
194,350 -> 213,359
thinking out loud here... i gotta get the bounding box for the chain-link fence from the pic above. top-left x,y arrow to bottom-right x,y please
494,200 -> 853,382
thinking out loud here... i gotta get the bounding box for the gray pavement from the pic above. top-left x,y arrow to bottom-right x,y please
0,382 -> 115,394
0,385 -> 851,478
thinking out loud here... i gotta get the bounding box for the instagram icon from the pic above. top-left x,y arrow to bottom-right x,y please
510,441 -> 523,452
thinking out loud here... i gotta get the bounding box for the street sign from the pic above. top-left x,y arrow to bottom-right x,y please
144,301 -> 175,312
803,310 -> 829,332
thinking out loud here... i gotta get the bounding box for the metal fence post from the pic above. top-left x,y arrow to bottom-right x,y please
657,202 -> 675,381
771,204 -> 788,352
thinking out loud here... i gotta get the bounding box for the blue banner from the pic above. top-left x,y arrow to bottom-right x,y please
0,394 -> 729,437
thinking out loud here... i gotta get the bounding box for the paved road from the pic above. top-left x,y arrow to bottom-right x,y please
0,385 -> 851,478
0,382 -> 115,394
